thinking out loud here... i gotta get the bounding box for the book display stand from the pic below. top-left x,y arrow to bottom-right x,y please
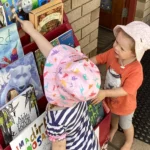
0,12 -> 111,150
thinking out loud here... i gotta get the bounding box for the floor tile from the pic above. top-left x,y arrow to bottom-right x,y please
108,131 -> 150,150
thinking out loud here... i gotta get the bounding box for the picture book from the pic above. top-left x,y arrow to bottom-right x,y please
34,29 -> 74,76
10,112 -> 52,150
0,0 -> 48,25
29,0 -> 63,34
53,29 -> 74,47
34,49 -> 46,76
0,86 -> 39,144
0,6 -> 7,28
0,23 -> 24,69
0,52 -> 44,108
87,101 -> 105,127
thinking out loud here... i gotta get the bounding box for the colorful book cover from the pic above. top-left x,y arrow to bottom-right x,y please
10,112 -> 52,150
29,0 -> 63,35
0,23 -> 24,69
0,86 -> 39,144
34,29 -> 74,76
34,49 -> 46,76
1,0 -> 40,25
87,101 -> 105,127
0,52 -> 44,107
0,6 -> 7,28
50,29 -> 74,47
57,29 -> 74,47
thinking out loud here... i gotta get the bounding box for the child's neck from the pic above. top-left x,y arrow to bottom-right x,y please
119,57 -> 137,68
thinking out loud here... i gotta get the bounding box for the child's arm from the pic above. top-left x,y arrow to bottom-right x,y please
16,17 -> 53,58
91,87 -> 127,105
90,56 -> 99,65
52,139 -> 66,150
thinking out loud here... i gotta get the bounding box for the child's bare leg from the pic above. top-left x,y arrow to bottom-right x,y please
120,124 -> 134,150
119,113 -> 134,150
109,114 -> 119,142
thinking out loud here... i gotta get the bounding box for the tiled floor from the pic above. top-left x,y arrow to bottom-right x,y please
108,131 -> 150,150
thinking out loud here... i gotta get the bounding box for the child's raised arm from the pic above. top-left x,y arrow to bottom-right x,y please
16,17 -> 53,58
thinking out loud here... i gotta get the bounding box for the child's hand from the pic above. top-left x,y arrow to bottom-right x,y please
91,90 -> 106,105
16,16 -> 35,35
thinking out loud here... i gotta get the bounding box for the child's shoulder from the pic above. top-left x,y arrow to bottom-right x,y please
132,60 -> 142,69
128,60 -> 143,73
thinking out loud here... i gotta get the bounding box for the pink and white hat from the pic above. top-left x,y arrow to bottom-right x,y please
44,45 -> 101,107
113,21 -> 150,61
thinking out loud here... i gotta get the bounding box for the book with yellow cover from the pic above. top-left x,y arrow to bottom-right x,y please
29,0 -> 63,34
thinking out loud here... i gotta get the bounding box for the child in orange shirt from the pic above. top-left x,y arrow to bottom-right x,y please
90,21 -> 150,150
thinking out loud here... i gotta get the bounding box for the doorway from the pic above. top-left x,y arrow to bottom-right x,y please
97,0 -> 137,54
99,0 -> 137,30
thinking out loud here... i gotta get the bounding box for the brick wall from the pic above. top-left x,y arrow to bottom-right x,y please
63,0 -> 101,57
135,0 -> 150,24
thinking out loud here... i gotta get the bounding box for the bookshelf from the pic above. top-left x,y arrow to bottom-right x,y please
0,12 -> 111,150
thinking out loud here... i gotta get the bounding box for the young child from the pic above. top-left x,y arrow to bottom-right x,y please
16,17 -> 101,150
90,21 -> 150,150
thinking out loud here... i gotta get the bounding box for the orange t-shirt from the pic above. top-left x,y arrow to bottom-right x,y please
96,48 -> 143,115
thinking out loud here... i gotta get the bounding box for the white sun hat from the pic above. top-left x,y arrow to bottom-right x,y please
113,21 -> 150,61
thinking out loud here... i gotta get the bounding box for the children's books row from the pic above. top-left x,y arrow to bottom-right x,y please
0,22 -> 75,107
0,0 -> 63,35
0,85 -> 105,150
0,20 -> 67,147
0,85 -> 52,150
0,21 -> 106,149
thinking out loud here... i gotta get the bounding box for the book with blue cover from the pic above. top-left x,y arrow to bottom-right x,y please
0,23 -> 24,69
0,86 -> 39,144
50,29 -> 74,47
48,29 -> 74,47
0,52 -> 44,107
10,112 -> 52,150
57,29 -> 74,47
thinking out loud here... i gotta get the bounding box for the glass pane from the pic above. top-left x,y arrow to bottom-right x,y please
100,0 -> 112,11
